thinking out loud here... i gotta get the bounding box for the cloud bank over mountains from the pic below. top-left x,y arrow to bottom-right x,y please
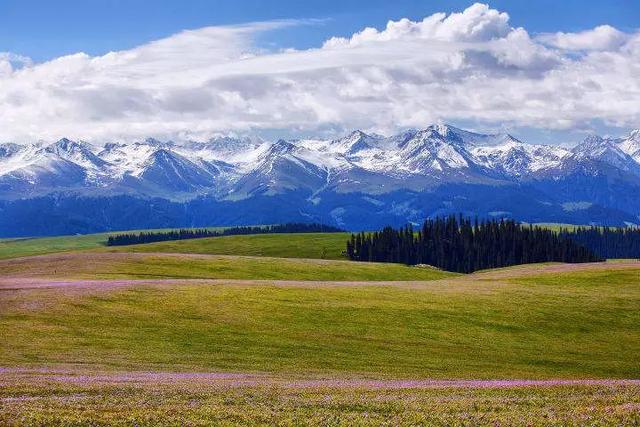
0,3 -> 638,143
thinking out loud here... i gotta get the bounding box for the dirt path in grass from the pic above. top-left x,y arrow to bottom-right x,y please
0,368 -> 639,390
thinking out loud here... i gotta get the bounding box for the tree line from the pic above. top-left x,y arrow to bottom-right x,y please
559,226 -> 640,259
107,223 -> 343,246
345,216 -> 603,273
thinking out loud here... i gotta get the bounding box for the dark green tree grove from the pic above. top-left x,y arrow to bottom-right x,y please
559,226 -> 640,259
346,216 -> 603,273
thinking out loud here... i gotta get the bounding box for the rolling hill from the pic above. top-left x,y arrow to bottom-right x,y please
1,229 -> 639,424
1,256 -> 638,377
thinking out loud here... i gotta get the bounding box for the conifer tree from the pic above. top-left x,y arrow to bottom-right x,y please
345,216 -> 607,273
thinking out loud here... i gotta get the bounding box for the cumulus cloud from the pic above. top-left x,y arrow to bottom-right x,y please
324,3 -> 510,47
0,52 -> 32,76
538,25 -> 630,51
0,3 -> 638,142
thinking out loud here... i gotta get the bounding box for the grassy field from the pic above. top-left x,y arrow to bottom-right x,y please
0,231 -> 350,261
0,233 -> 111,260
529,222 -> 584,232
0,252 -> 454,281
1,373 -> 638,426
2,261 -> 640,424
1,228 -> 639,424
0,221 -> 603,262
1,262 -> 638,378
0,227 -> 231,260
103,232 -> 351,260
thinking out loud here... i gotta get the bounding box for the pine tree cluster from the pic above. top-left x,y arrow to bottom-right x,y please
107,223 -> 343,246
345,216 -> 603,273
559,226 -> 640,259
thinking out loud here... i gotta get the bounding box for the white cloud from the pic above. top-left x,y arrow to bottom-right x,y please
0,3 -> 638,143
538,25 -> 629,51
0,52 -> 32,76
324,3 -> 510,47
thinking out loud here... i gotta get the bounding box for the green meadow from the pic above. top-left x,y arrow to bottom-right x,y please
0,227 -> 231,260
1,264 -> 638,378
103,232 -> 351,259
1,228 -> 639,424
0,252 -> 454,281
0,233 -> 111,260
0,222 -> 595,262
1,378 -> 637,426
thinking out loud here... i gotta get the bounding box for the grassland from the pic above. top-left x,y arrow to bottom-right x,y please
1,261 -> 638,378
0,233 -> 111,260
0,227 -> 234,260
2,373 -> 638,426
103,232 -> 351,260
1,229 -> 639,425
0,221 -> 599,262
0,230 -> 350,262
0,252 -> 453,281
529,222 -> 584,232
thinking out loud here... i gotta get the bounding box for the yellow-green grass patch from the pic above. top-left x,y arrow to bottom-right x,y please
1,264 -> 638,378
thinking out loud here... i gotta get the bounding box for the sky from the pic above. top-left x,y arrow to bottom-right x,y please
1,0 -> 639,144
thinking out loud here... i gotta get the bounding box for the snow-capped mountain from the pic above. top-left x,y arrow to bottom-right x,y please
136,149 -> 217,193
231,139 -> 329,198
0,125 -> 591,197
1,125 -> 639,236
0,139 -> 106,195
568,135 -> 640,175
619,130 -> 640,162
472,139 -> 568,177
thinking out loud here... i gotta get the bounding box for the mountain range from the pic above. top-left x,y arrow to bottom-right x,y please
1,124 -> 639,236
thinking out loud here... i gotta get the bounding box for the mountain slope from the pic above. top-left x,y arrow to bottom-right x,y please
0,126 -> 639,235
136,149 -> 216,193
230,140 -> 328,198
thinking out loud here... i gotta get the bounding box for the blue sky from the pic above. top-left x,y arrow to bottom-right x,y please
2,0 -> 638,62
0,1 -> 639,144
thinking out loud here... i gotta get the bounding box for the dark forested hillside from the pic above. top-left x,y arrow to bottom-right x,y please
346,217 -> 603,273
0,186 -> 637,238
560,227 -> 640,259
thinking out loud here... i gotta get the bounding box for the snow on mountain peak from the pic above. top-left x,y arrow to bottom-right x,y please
429,123 -> 475,141
0,143 -> 22,159
434,123 -> 450,137
328,130 -> 379,155
45,138 -> 81,154
396,128 -> 472,172
143,137 -> 168,147
0,126 -> 638,199
146,148 -> 174,162
472,140 -> 568,175
42,138 -> 107,171
574,134 -> 619,157
269,139 -> 297,155
571,133 -> 640,174
580,134 -> 605,146
348,130 -> 367,138
619,129 -> 640,162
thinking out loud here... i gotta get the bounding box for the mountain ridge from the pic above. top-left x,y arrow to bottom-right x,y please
1,125 -> 639,235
